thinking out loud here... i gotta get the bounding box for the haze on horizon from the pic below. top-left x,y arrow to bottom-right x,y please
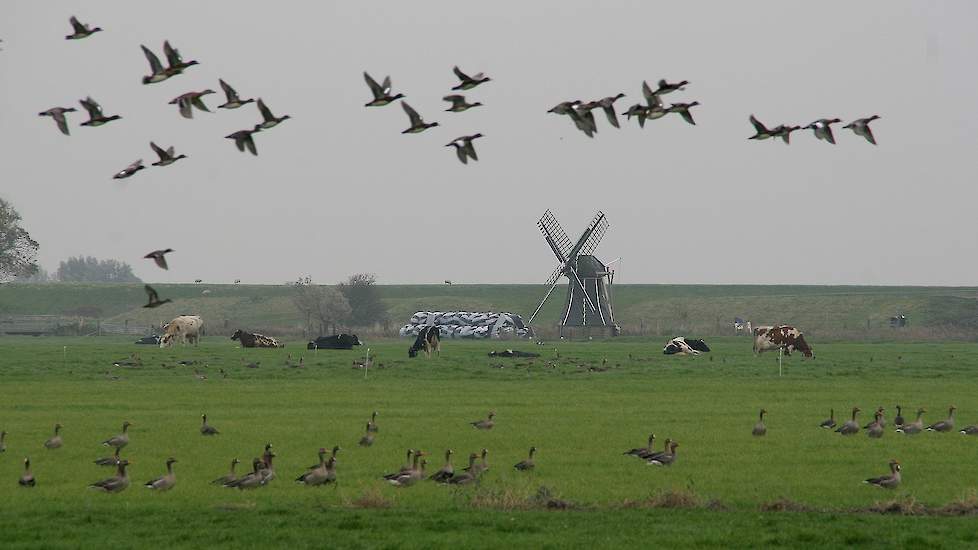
2,1 -> 976,287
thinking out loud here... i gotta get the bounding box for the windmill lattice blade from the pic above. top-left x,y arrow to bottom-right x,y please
545,265 -> 565,287
538,210 -> 573,261
578,212 -> 608,257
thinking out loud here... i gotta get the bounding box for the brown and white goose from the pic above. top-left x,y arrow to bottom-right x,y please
752,409 -> 767,436
19,457 -> 35,487
514,447 -> 536,471
896,408 -> 926,435
144,458 -> 177,491
648,441 -> 679,466
463,448 -> 489,476
836,407 -> 861,435
384,450 -> 416,481
94,447 -> 122,466
218,79 -> 254,110
864,407 -> 886,429
624,433 -> 655,458
39,107 -> 77,136
644,438 -> 672,463
960,425 -> 978,435
470,411 -> 495,430
819,409 -> 836,429
926,406 -> 956,432
102,421 -> 131,449
447,453 -> 479,485
44,423 -> 63,449
212,458 -> 240,485
358,422 -> 375,447
867,411 -> 884,439
89,459 -> 130,493
388,453 -> 426,487
296,448 -> 329,486
429,449 -> 455,482
225,458 -> 264,489
864,460 -> 901,489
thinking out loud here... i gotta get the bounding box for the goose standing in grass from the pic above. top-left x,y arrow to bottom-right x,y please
388,452 -> 426,487
19,458 -> 36,487
145,458 -> 177,491
400,102 -> 439,134
864,407 -> 886,429
470,411 -> 495,430
443,94 -> 481,112
212,458 -> 240,485
358,423 -> 375,447
168,90 -> 215,119
667,101 -> 700,125
225,458 -> 265,489
447,453 -> 480,485
94,447 -> 122,467
384,450 -> 416,480
748,115 -> 778,141
864,460 -> 901,489
162,41 -> 198,75
752,409 -> 767,436
225,129 -> 260,156
0,430 -> 6,453
144,249 -> 173,270
367,411 -> 379,433
596,93 -> 625,128
218,79 -> 254,109
296,448 -> 329,486
113,160 -> 145,180
464,448 -> 489,476
514,447 -> 536,471
648,441 -> 679,466
959,425 -> 978,435
39,107 -> 77,136
200,414 -> 219,435
819,409 -> 836,429
66,16 -> 101,40
44,423 -> 63,449
896,408 -> 926,434
363,72 -> 405,107
79,97 -> 121,127
150,142 -> 187,167
644,438 -> 672,463
836,407 -> 861,435
254,99 -> 290,130
451,66 -> 490,90
843,115 -> 880,145
653,78 -> 688,95
624,433 -> 655,458
259,444 -> 276,483
429,449 -> 455,482
804,118 -> 842,144
90,459 -> 130,493
894,405 -> 905,428
102,421 -> 131,449
867,411 -> 884,439
446,134 -> 482,164
927,406 -> 956,432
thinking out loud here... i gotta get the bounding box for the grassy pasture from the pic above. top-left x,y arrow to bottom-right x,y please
1,335 -> 978,548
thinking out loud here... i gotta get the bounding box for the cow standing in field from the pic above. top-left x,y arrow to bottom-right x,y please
231,329 -> 284,348
753,325 -> 814,358
160,315 -> 204,348
409,326 -> 441,358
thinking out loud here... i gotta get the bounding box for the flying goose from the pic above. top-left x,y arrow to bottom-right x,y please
667,101 -> 700,125
893,405 -> 905,428
443,94 -> 482,112
896,408 -> 926,434
514,446 -> 536,471
752,409 -> 767,436
212,458 -> 240,485
225,129 -> 260,156
296,448 -> 329,486
94,447 -> 122,467
451,66 -> 490,90
89,459 -> 130,493
143,285 -> 171,308
19,457 -> 35,487
168,90 -> 215,119
926,406 -> 956,432
596,93 -> 625,128
400,102 -> 439,134
144,249 -> 173,270
66,16 -> 101,40
113,160 -> 144,180
39,107 -> 77,135
102,421 -> 132,448
367,411 -> 379,433
624,433 -> 655,458
141,45 -> 171,84
836,407 -> 861,435
150,142 -> 187,167
429,449 -> 454,482
959,425 -> 978,435
804,118 -> 842,144
648,441 -> 679,466
446,134 -> 483,164
44,423 -> 63,449
641,81 -> 668,120
748,115 -> 778,141
79,97 -> 121,127
218,79 -> 254,109
622,103 -> 650,128
819,409 -> 836,429
447,453 -> 479,485
864,459 -> 901,489
255,99 -> 291,130
162,40 -> 198,75
653,79 -> 689,95
547,100 -> 580,116
470,411 -> 495,430
569,101 -> 598,137
867,411 -> 884,438
200,414 -> 219,435
363,72 -> 405,107
843,115 -> 880,145
772,124 -> 802,144
145,458 -> 177,491
358,422 -> 375,447
225,458 -> 265,489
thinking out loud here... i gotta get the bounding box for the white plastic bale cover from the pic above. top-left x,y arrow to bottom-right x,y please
399,325 -> 413,337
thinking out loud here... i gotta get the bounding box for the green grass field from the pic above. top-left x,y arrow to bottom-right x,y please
2,335 -> 978,548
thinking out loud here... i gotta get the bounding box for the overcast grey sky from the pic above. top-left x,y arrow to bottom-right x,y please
2,2 -> 977,286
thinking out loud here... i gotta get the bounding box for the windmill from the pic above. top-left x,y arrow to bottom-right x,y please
528,210 -> 620,337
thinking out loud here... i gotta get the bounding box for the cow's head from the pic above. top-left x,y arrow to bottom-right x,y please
350,335 -> 362,346
230,330 -> 243,341
408,347 -> 418,358
159,333 -> 174,348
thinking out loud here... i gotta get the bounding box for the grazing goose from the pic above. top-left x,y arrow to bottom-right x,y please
893,406 -> 905,428
94,447 -> 122,467
145,458 -> 177,491
451,66 -> 490,90
79,97 -> 121,127
218,79 -> 254,109
596,93 -> 625,128
959,425 -> 978,435
358,423 -> 375,447
113,160 -> 145,180
39,107 -> 77,136
748,115 -> 778,141
150,142 -> 187,167
225,129 -> 260,156
867,411 -> 884,439
864,460 -> 901,489
66,16 -> 101,40
163,41 -> 198,75
200,414 -> 219,435
514,446 -> 536,471
641,81 -> 668,121
752,409 -> 767,436
296,448 -> 329,486
363,72 -> 405,107
443,94 -> 482,112
19,457 -> 35,487
446,134 -> 483,164
648,441 -> 679,466
896,408 -> 926,434
168,90 -> 215,119
143,285 -> 171,308
470,411 -> 495,430
804,118 -> 842,144
667,101 -> 699,125
225,458 -> 265,489
926,406 -> 956,432
819,409 -> 836,429
836,407 -> 861,435
254,99 -> 291,130
400,102 -> 438,134
0,430 -> 6,453
772,124 -> 802,144
44,423 -> 63,449
367,411 -> 379,433
102,421 -> 132,449
843,115 -> 880,145
143,249 -> 173,270
141,45 -> 171,84
212,458 -> 240,485
89,459 -> 130,493
653,79 -> 689,95
624,433 -> 655,458
447,453 -> 479,485
429,449 -> 455,482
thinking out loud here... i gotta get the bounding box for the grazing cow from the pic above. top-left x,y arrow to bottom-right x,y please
409,326 -> 441,358
231,329 -> 284,348
307,334 -> 363,350
160,315 -> 203,348
753,325 -> 814,358
663,337 -> 708,355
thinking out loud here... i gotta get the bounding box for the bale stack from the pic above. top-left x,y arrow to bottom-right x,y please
399,311 -> 533,339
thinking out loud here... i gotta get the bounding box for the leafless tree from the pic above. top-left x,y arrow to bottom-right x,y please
291,276 -> 352,336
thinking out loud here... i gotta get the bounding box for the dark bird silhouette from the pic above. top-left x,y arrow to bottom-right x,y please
363,72 -> 405,107
804,118 -> 842,144
150,142 -> 187,167
144,249 -> 174,270
400,102 -> 439,134
451,66 -> 490,90
446,134 -> 483,164
79,97 -> 121,127
143,285 -> 172,308
38,107 -> 77,135
66,16 -> 101,40
748,115 -> 778,141
163,40 -> 198,75
255,99 -> 291,130
226,129 -> 259,156
843,115 -> 880,145
168,90 -> 215,119
667,101 -> 700,125
112,160 -> 144,179
218,79 -> 254,109
443,94 -> 482,112
653,79 -> 689,95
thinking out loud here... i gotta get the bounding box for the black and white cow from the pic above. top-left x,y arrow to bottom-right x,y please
663,337 -> 710,355
409,326 -> 441,358
307,334 -> 363,350
231,329 -> 284,348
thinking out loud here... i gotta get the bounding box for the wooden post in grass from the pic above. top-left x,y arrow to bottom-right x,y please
778,347 -> 783,377
364,348 -> 370,379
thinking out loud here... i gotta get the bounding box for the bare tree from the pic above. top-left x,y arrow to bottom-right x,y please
0,198 -> 39,282
291,276 -> 352,336
337,273 -> 388,327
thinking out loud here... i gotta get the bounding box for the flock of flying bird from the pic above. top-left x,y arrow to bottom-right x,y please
35,16 -> 291,179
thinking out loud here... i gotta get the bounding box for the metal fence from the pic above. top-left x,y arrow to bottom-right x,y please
0,315 -> 157,337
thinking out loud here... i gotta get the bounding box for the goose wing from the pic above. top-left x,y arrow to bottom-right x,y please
463,138 -> 478,161
363,71 -> 384,98
80,97 -> 103,118
69,16 -> 87,34
52,110 -> 71,135
177,98 -> 193,119
602,105 -> 620,128
642,81 -> 662,108
749,115 -> 769,134
163,40 -> 183,67
150,142 -> 169,161
443,95 -> 465,108
401,101 -> 423,126
144,284 -> 160,304
452,66 -> 471,82
191,96 -> 211,112
141,45 -> 164,74
257,99 -> 275,122
219,79 -> 238,101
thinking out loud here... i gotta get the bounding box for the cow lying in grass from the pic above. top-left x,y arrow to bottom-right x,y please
307,334 -> 362,350
409,326 -> 441,358
231,329 -> 284,348
663,337 -> 710,355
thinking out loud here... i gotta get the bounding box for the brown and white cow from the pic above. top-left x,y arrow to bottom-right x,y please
160,315 -> 204,348
753,325 -> 813,358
